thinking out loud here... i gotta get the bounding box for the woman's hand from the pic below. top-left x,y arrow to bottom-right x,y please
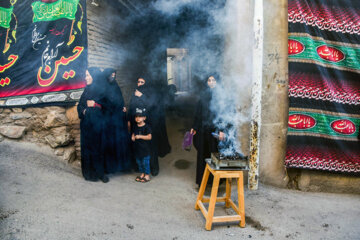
135,90 -> 143,97
87,100 -> 95,107
219,131 -> 225,141
123,107 -> 127,112
190,128 -> 196,135
131,133 -> 135,142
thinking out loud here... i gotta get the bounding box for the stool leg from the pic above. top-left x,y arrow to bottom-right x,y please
225,178 -> 232,208
195,165 -> 210,210
237,172 -> 245,228
206,174 -> 220,231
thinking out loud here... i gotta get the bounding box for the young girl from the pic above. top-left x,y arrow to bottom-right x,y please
132,108 -> 152,183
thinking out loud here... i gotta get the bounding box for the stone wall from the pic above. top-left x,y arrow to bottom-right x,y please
0,106 -> 80,168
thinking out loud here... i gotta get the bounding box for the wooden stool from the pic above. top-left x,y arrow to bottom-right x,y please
195,163 -> 245,230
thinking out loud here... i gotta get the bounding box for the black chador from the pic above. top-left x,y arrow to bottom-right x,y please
128,80 -> 171,176
102,68 -> 131,173
77,67 -> 106,182
146,84 -> 171,175
192,87 -> 219,186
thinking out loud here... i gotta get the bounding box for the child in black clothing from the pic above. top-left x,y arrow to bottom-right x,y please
132,108 -> 152,183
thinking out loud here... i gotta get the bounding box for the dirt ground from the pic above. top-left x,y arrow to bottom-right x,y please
1,116 -> 360,240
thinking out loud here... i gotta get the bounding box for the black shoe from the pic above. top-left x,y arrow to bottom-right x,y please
151,171 -> 159,176
100,175 -> 109,183
85,177 -> 98,182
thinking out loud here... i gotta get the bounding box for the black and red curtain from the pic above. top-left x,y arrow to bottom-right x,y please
286,0 -> 360,173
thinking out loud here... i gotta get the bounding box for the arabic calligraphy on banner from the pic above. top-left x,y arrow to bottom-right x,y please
37,46 -> 83,87
32,0 -> 80,22
0,0 -> 87,107
0,6 -> 13,28
288,114 -> 316,129
316,45 -> 345,62
0,55 -> 18,73
330,119 -> 356,135
288,109 -> 359,140
288,39 -> 305,55
288,33 -> 360,74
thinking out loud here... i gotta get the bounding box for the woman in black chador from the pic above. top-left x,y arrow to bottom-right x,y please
102,68 -> 131,173
77,67 -> 108,183
190,75 -> 225,186
128,77 -> 171,176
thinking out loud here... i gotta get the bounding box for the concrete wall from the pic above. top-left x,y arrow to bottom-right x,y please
223,0 -> 253,158
259,0 -> 289,188
287,168 -> 360,194
223,0 -> 289,188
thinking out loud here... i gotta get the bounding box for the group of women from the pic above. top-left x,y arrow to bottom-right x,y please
78,67 -> 222,186
77,67 -> 171,183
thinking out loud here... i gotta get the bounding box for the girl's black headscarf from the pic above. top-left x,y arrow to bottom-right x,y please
202,73 -> 219,98
103,68 -> 116,84
103,68 -> 125,110
135,76 -> 151,97
199,73 -> 220,128
206,73 -> 220,85
208,73 -> 220,81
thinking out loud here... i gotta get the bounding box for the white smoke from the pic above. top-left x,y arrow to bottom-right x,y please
100,0 -> 253,155
152,0 -> 202,15
211,0 -> 253,156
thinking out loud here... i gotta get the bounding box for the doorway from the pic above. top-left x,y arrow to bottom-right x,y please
167,48 -> 191,94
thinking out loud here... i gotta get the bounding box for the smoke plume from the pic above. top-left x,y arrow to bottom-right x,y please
101,0 -> 253,155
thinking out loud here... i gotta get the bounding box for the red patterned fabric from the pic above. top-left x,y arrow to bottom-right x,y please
289,72 -> 360,105
286,0 -> 360,173
286,145 -> 360,172
288,1 -> 360,35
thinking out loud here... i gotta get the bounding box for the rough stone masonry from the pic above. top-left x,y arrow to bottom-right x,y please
0,106 -> 81,167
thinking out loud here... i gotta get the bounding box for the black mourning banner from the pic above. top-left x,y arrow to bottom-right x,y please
0,0 -> 87,107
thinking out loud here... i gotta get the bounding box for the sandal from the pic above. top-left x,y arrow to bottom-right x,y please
135,176 -> 143,182
141,177 -> 150,183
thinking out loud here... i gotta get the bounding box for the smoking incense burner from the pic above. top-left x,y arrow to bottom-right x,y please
210,152 -> 248,170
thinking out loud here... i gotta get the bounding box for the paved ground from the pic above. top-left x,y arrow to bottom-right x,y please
1,116 -> 360,240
